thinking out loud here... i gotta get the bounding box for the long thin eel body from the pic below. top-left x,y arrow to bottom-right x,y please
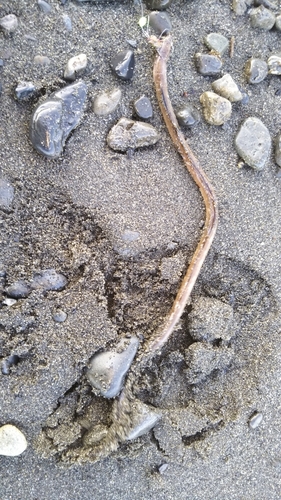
146,34 -> 218,353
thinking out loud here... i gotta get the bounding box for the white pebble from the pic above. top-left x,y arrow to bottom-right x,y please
248,412 -> 263,429
0,424 -> 27,456
64,54 -> 87,80
212,74 -> 243,102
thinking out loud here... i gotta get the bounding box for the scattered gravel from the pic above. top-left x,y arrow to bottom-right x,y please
0,424 -> 27,457
93,87 -> 122,116
235,117 -> 271,170
245,57 -> 268,83
107,117 -> 160,151
200,91 -> 232,125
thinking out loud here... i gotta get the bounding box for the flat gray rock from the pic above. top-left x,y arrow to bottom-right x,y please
107,117 -> 160,151
235,117 -> 271,170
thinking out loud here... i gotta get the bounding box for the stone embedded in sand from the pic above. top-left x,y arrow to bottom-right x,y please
0,178 -> 14,208
87,336 -> 139,398
176,104 -> 200,128
93,88 -> 122,116
64,53 -> 87,80
107,117 -> 160,152
125,400 -> 161,440
30,81 -> 87,158
200,91 -> 232,125
245,58 -> 268,83
275,131 -> 281,167
6,280 -> 31,299
248,412 -> 263,429
0,14 -> 18,34
235,117 -> 271,170
268,55 -> 281,75
148,11 -> 172,35
31,269 -> 67,291
0,424 -> 27,456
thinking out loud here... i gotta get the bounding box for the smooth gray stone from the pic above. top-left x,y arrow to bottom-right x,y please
235,117 -> 271,170
0,14 -> 18,33
248,412 -> 263,429
125,400 -> 161,440
195,53 -> 222,76
275,14 -> 281,30
87,336 -> 139,398
133,95 -> 153,119
0,178 -> 14,208
52,309 -> 67,322
30,81 -> 87,158
275,131 -> 281,167
232,0 -> 254,15
268,55 -> 281,75
249,5 -> 276,29
0,425 -> 27,456
38,0 -> 52,12
176,104 -> 200,128
200,91 -> 232,126
245,58 -> 268,83
93,88 -> 121,116
211,74 -> 243,102
148,11 -> 172,35
31,269 -> 68,291
204,33 -> 229,55
6,280 -> 31,299
107,117 -> 160,152
64,54 -> 87,80
15,81 -> 36,99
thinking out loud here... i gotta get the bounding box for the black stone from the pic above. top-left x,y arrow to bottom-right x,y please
133,95 -> 153,119
6,280 -> 31,299
148,11 -> 172,35
111,50 -> 135,80
145,0 -> 173,9
176,104 -> 200,128
30,81 -> 87,158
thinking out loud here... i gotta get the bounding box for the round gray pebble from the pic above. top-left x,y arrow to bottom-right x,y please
133,95 -> 153,119
148,11 -> 172,35
195,53 -> 222,76
275,14 -> 281,30
204,33 -> 229,56
53,309 -> 67,322
200,91 -> 232,125
38,0 -> 52,12
249,5 -> 276,30
64,53 -> 87,80
245,58 -> 268,83
6,280 -> 31,299
268,55 -> 281,75
0,14 -> 18,34
0,178 -> 14,208
31,269 -> 68,291
176,104 -> 200,128
248,412 -> 263,429
211,74 -> 243,102
107,117 -> 160,152
93,88 -> 121,116
235,117 -> 271,170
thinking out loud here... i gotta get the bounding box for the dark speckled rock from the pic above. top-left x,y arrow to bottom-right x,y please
30,81 -> 87,158
111,50 -> 135,80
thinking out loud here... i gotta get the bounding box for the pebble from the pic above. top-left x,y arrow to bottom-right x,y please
30,269 -> 68,291
62,14 -> 72,31
211,74 -> 243,102
121,229 -> 140,242
107,117 -> 160,152
6,280 -> 31,299
64,53 -> 87,81
195,53 -> 222,76
52,309 -> 67,322
204,33 -> 229,56
189,296 -> 234,342
274,131 -> 281,167
38,0 -> 52,13
248,412 -> 263,429
200,91 -> 232,126
235,117 -> 271,170
3,298 -> 17,307
249,5 -> 276,30
245,57 -> 268,83
268,55 -> 281,75
33,55 -> 51,66
232,0 -> 254,15
0,178 -> 14,208
93,88 -> 121,116
30,81 -> 87,158
111,50 -> 135,80
255,0 -> 278,8
1,355 -> 20,375
145,0 -> 173,9
0,424 -> 27,456
133,95 -> 153,119
176,104 -> 200,128
275,14 -> 281,30
87,336 -> 139,398
15,81 -> 36,99
125,400 -> 161,440
185,343 -> 233,384
158,463 -> 169,474
148,11 -> 172,35
0,14 -> 18,34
